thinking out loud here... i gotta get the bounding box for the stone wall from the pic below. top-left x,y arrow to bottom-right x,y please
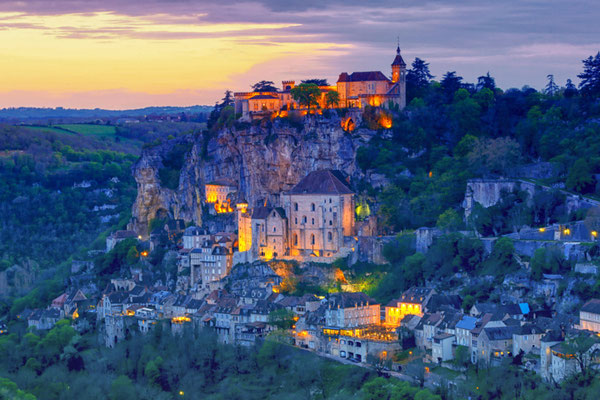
131,116 -> 369,237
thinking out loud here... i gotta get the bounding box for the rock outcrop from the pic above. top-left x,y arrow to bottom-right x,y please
131,116 -> 373,236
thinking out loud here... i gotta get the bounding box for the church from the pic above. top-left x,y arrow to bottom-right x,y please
233,46 -> 407,120
236,170 -> 356,262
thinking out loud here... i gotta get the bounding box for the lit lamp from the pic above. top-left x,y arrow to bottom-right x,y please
592,231 -> 598,238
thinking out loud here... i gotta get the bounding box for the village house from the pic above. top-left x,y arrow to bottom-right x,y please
512,323 -> 545,356
182,226 -> 210,249
233,45 -> 406,120
477,326 -> 520,365
548,339 -> 600,382
189,238 -> 234,287
385,287 -> 435,326
432,333 -> 455,363
28,308 -> 62,330
325,292 -> 380,328
205,180 -> 237,214
579,298 -> 600,333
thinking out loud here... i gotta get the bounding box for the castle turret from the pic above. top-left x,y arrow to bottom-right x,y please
391,44 -> 406,83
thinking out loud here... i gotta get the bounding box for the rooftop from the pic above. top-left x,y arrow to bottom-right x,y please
287,170 -> 353,195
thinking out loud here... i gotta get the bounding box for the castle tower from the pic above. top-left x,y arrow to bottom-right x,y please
391,44 -> 407,109
391,44 -> 406,83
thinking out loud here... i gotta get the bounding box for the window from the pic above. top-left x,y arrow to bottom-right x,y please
311,234 -> 315,245
329,198 -> 332,203
294,203 -> 298,211
328,232 -> 332,241
329,220 -> 333,226
273,227 -> 276,232
302,216 -> 307,223
293,234 -> 298,246
312,218 -> 315,225
311,203 -> 315,211
295,217 -> 298,224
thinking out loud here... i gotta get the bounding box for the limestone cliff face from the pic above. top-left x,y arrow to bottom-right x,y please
131,117 -> 371,236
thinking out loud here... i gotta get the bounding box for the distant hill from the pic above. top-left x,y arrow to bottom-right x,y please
0,105 -> 213,122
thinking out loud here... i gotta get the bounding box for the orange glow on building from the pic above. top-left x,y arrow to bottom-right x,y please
592,231 -> 598,238
141,251 -> 149,257
214,198 -> 234,213
171,316 -> 191,324
379,115 -> 392,129
72,309 -> 79,319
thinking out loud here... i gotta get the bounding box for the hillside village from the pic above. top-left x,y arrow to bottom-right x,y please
18,163 -> 600,387
3,45 -> 600,399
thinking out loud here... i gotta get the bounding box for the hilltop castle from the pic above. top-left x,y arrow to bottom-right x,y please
234,46 -> 407,120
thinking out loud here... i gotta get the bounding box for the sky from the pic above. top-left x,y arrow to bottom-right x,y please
0,0 -> 598,109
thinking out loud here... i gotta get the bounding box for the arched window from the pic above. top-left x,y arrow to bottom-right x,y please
294,203 -> 298,211
311,218 -> 315,225
311,203 -> 315,211
328,232 -> 332,241
293,234 -> 298,246
273,227 -> 276,232
310,234 -> 315,245
302,216 -> 307,224
295,217 -> 298,224
329,220 -> 333,226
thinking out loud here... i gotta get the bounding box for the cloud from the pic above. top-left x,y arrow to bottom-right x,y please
0,0 -> 598,108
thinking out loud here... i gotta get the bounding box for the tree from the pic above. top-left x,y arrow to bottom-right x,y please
302,79 -> 329,86
530,247 -> 569,280
561,336 -> 600,376
109,375 -> 136,400
564,78 -> 578,98
325,90 -> 340,108
476,72 -> 496,91
406,58 -> 433,100
578,52 -> 600,98
251,80 -> 278,92
467,136 -> 521,176
366,352 -> 392,375
440,71 -> 463,100
290,83 -> 321,110
544,74 -> 559,96
566,158 -> 595,194
436,208 -> 463,232
221,90 -> 233,107
268,308 -> 296,330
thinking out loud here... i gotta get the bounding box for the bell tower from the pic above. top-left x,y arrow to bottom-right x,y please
391,42 -> 406,83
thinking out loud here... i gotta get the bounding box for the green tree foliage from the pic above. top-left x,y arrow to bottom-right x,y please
578,52 -> 600,98
268,308 -> 296,330
301,79 -> 329,86
251,80 -> 278,92
290,83 -> 321,109
530,247 -> 570,280
436,208 -> 463,232
566,158 -> 595,194
325,90 -> 340,108
406,58 -> 434,101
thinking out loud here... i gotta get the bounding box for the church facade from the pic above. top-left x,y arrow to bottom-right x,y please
233,46 -> 407,120
236,170 -> 355,262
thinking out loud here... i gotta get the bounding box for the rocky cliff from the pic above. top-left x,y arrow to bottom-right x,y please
131,116 -> 373,236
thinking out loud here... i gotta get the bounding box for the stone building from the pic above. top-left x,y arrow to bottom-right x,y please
190,239 -> 234,287
236,170 -> 355,262
579,298 -> 600,333
233,46 -> 407,120
325,292 -> 380,328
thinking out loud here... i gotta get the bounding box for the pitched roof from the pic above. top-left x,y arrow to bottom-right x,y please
337,71 -> 390,83
581,298 -> 600,314
392,46 -> 406,67
328,292 -> 376,309
482,326 -> 519,341
251,206 -> 271,219
288,170 -> 353,195
456,316 -> 477,330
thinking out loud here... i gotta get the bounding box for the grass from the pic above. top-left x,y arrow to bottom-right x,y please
56,124 -> 117,138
